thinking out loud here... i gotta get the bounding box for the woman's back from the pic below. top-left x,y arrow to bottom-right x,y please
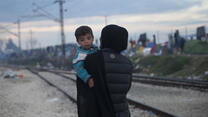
102,49 -> 132,117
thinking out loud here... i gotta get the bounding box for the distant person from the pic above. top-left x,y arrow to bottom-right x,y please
168,34 -> 174,54
84,24 -> 133,117
72,25 -> 98,117
174,30 -> 179,49
180,37 -> 186,53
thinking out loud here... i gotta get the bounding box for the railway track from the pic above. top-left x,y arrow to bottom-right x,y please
27,67 -> 180,117
2,64 -> 208,91
40,68 -> 208,91
132,75 -> 208,91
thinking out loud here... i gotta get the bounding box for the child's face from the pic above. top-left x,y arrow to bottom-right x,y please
77,33 -> 94,50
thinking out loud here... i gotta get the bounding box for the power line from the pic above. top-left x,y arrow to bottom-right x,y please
1,14 -> 45,50
32,1 -> 67,58
36,2 -> 56,9
0,25 -> 18,37
32,2 -> 59,22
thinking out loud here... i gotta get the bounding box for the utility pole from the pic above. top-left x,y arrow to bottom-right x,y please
104,16 -> 108,26
33,1 -> 66,57
157,31 -> 160,44
17,19 -> 21,50
58,0 -> 66,58
30,30 -> 33,50
185,27 -> 188,39
0,24 -> 20,50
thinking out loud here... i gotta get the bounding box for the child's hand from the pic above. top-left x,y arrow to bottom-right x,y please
88,78 -> 94,88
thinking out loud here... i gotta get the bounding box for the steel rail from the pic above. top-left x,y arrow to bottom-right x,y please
44,68 -> 208,91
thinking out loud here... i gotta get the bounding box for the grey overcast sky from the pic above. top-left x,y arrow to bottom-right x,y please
0,0 -> 208,49
0,0 -> 203,22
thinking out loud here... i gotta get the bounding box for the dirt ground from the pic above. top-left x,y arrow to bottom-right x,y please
128,82 -> 208,117
0,68 -> 77,117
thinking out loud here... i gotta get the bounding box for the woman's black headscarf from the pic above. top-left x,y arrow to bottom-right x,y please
100,24 -> 128,52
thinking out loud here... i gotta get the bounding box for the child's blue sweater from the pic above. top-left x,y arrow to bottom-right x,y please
72,45 -> 98,83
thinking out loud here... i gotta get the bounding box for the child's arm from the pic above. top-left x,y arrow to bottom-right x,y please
72,51 -> 92,83
73,61 -> 92,83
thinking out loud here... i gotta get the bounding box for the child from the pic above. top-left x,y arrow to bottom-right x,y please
72,25 -> 98,117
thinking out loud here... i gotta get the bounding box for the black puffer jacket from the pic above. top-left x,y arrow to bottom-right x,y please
103,49 -> 132,116
100,24 -> 132,116
84,49 -> 132,117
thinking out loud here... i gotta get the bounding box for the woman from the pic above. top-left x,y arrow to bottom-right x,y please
83,24 -> 133,117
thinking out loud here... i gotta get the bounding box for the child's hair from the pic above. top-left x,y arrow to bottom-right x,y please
75,26 -> 94,41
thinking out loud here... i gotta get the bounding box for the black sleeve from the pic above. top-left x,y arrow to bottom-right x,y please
84,51 -> 115,117
84,53 -> 97,77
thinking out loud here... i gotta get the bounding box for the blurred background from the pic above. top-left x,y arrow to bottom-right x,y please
0,0 -> 208,79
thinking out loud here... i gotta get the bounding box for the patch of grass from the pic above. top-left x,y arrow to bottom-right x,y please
193,57 -> 208,75
170,56 -> 208,77
134,55 -> 208,79
136,55 -> 191,76
184,40 -> 208,54
150,56 -> 190,75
